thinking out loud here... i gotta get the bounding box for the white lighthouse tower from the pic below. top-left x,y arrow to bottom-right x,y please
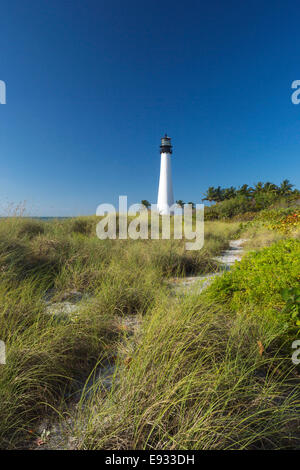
157,134 -> 174,214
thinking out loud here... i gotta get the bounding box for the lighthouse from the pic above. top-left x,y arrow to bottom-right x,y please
157,134 -> 174,214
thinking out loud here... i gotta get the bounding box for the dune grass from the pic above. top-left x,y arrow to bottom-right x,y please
0,275 -> 123,448
73,293 -> 300,450
0,216 -> 241,449
72,238 -> 300,450
1,215 -> 298,450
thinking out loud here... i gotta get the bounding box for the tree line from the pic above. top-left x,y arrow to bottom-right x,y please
141,180 -> 299,209
141,199 -> 195,209
202,180 -> 299,203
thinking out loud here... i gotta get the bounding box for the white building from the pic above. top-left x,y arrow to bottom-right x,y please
157,134 -> 174,214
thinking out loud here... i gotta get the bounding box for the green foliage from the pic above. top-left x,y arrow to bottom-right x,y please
203,179 -> 297,204
214,195 -> 253,218
204,205 -> 219,220
203,180 -> 299,220
208,239 -> 300,324
253,192 -> 278,210
244,208 -> 300,236
175,199 -> 184,208
141,200 -> 150,209
281,287 -> 300,326
254,208 -> 294,223
205,195 -> 254,220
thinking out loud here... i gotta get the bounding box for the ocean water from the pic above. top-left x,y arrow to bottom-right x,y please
34,217 -> 71,221
0,216 -> 72,221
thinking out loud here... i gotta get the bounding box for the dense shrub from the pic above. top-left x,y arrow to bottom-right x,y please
217,196 -> 254,218
278,211 -> 300,232
205,195 -> 300,221
253,192 -> 278,210
204,205 -> 219,221
205,196 -> 254,220
254,208 -> 295,223
208,239 -> 300,325
244,208 -> 300,235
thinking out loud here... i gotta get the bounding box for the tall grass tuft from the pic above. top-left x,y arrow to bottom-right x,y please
73,292 -> 300,450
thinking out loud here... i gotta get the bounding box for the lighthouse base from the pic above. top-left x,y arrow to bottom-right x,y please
157,204 -> 174,215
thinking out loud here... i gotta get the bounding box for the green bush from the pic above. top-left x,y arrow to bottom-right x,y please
205,196 -> 255,220
207,239 -> 300,324
281,287 -> 300,326
204,205 -> 219,220
204,193 -> 299,221
253,192 -> 278,210
254,208 -> 295,224
217,195 -> 254,218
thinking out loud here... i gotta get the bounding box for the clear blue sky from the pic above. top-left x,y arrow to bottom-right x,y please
0,0 -> 300,216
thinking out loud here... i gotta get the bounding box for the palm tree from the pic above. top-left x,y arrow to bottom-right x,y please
202,187 -> 216,202
141,200 -> 151,209
203,186 -> 226,203
214,186 -> 225,202
237,184 -> 252,198
176,200 -> 185,208
223,186 -> 237,200
254,182 -> 264,194
278,179 -> 294,196
263,182 -> 278,194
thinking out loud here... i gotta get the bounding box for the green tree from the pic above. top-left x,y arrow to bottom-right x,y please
278,179 -> 294,196
263,182 -> 278,194
214,186 -> 225,202
237,184 -> 252,198
176,200 -> 185,208
202,187 -> 216,202
223,186 -> 237,200
253,182 -> 264,194
141,200 -> 151,209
